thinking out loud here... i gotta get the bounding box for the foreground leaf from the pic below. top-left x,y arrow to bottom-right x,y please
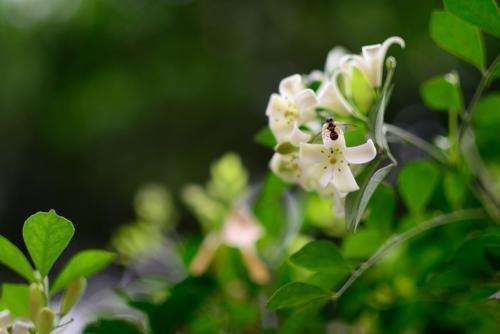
430,11 -> 485,71
51,250 -> 115,294
444,0 -> 500,38
267,282 -> 331,310
420,74 -> 463,111
291,240 -> 350,273
255,127 -> 276,149
23,210 -> 75,277
0,235 -> 35,282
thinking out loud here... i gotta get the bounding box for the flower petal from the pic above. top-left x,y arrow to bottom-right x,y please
321,122 -> 346,150
318,165 -> 334,188
345,139 -> 377,164
325,46 -> 349,75
289,125 -> 311,146
332,162 -> 359,193
300,143 -> 325,164
265,93 -> 286,117
361,36 -> 405,87
317,73 -> 352,115
294,89 -> 318,116
279,74 -> 303,99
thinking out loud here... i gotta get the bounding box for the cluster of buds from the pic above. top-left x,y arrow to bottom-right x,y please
268,37 -> 404,215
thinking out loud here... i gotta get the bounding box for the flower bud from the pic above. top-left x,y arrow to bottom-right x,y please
275,142 -> 298,155
36,308 -> 55,334
29,283 -> 46,322
60,277 -> 87,316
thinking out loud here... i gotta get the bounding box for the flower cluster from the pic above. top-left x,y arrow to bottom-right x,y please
267,37 -> 404,215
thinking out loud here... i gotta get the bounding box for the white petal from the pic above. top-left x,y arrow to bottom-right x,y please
0,310 -> 11,328
300,143 -> 325,164
294,89 -> 318,116
345,139 -> 377,164
332,162 -> 359,193
11,321 -> 32,334
317,73 -> 352,116
361,36 -> 405,87
321,122 -> 346,150
332,187 -> 346,217
265,93 -> 286,117
319,165 -> 334,188
325,46 -> 349,74
270,153 -> 298,184
289,125 -> 311,146
279,74 -> 303,99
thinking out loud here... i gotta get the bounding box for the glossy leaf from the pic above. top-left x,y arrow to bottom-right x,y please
444,0 -> 500,38
420,74 -> 462,111
0,235 -> 35,282
398,160 -> 439,212
430,11 -> 485,71
51,249 -> 115,294
267,282 -> 331,310
290,240 -> 350,273
23,210 -> 75,277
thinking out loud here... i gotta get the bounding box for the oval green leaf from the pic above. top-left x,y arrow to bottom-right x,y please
0,283 -> 30,317
397,160 -> 439,212
430,11 -> 485,71
291,240 -> 350,273
267,282 -> 331,310
444,0 -> 500,38
0,235 -> 35,282
51,249 -> 115,294
420,74 -> 463,111
23,210 -> 75,277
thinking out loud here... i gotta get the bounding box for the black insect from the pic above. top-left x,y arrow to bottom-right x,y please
326,121 -> 338,140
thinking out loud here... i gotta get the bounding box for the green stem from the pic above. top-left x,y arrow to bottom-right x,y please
384,124 -> 448,164
448,110 -> 459,164
332,208 -> 486,300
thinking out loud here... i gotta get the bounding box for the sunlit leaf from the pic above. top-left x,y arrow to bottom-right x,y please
51,249 -> 115,294
291,240 -> 350,273
430,11 -> 485,71
398,160 -> 439,212
0,235 -> 35,282
0,284 -> 29,317
267,282 -> 331,310
420,74 -> 463,111
23,210 -> 75,277
444,0 -> 500,38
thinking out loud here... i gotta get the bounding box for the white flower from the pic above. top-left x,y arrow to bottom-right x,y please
325,46 -> 349,76
189,207 -> 269,284
0,311 -> 32,334
344,36 -> 405,88
300,120 -> 377,194
266,74 -> 319,146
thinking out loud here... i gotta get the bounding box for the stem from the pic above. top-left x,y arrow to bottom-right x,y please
459,55 -> 499,140
332,208 -> 486,300
384,124 -> 448,164
448,110 -> 459,164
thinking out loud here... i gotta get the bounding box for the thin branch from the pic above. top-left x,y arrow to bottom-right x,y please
384,124 -> 448,164
333,208 -> 486,300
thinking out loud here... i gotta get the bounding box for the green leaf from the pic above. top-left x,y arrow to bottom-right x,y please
0,235 -> 35,282
366,183 -> 395,235
345,157 -> 396,230
443,172 -> 468,209
444,0 -> 500,38
267,282 -> 331,310
23,210 -> 75,277
420,74 -> 463,111
83,319 -> 143,334
342,229 -> 382,259
255,127 -> 276,149
51,250 -> 115,294
397,160 -> 439,212
290,240 -> 350,273
0,284 -> 29,317
430,11 -> 485,71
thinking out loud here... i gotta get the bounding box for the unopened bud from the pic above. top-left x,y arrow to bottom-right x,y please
29,283 -> 46,322
275,142 -> 298,155
36,308 -> 55,334
60,277 -> 87,316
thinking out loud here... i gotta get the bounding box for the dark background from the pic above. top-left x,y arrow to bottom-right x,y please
0,0 -> 494,257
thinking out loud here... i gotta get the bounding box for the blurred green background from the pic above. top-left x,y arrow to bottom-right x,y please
0,0 -> 495,250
